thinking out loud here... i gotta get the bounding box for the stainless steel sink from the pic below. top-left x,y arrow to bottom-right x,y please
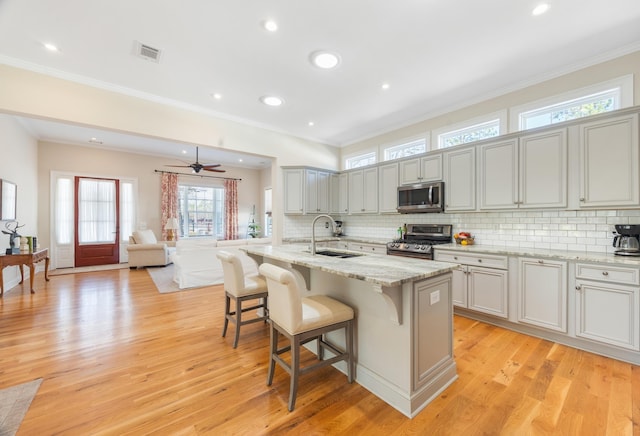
314,249 -> 363,259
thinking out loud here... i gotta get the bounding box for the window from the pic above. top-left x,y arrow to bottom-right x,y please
55,177 -> 73,245
437,118 -> 501,149
178,184 -> 225,238
511,75 -> 633,131
383,137 -> 427,161
345,151 -> 376,169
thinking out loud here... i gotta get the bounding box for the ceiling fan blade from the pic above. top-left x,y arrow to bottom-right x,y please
201,164 -> 222,169
165,164 -> 191,168
203,167 -> 226,173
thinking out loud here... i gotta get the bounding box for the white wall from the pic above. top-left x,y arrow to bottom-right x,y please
0,115 -> 39,291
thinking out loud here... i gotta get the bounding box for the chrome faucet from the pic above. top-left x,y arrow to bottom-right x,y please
311,214 -> 337,255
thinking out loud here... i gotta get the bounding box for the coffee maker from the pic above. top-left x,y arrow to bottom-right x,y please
612,224 -> 640,256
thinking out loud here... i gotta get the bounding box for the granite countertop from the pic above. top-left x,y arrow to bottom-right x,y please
242,244 -> 457,288
434,243 -> 640,266
282,236 -> 391,245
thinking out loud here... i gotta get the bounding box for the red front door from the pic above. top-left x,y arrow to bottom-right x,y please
74,177 -> 120,267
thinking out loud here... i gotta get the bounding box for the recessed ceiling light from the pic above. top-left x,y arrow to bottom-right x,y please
381,83 -> 390,90
238,158 -> 244,163
182,150 -> 188,154
532,3 -> 550,15
44,43 -> 59,52
260,95 -> 284,106
212,93 -> 222,100
308,121 -> 315,127
263,20 -> 278,32
310,51 -> 341,69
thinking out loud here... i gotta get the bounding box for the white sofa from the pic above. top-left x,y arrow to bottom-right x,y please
171,237 -> 272,289
127,229 -> 176,268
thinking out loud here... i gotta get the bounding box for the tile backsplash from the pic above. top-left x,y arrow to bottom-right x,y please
284,209 -> 640,254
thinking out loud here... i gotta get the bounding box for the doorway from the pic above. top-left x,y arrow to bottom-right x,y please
74,177 -> 120,267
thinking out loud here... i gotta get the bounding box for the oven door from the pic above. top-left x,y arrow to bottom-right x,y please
386,248 -> 433,260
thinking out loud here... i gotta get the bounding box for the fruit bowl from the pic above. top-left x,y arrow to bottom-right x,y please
455,236 -> 474,246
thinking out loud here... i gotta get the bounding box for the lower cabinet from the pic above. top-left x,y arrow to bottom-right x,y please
434,250 -> 508,318
575,262 -> 640,351
518,258 -> 567,332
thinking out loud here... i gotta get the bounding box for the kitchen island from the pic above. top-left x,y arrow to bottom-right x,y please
242,244 -> 459,418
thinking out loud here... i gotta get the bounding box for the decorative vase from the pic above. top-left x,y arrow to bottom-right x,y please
20,236 -> 29,252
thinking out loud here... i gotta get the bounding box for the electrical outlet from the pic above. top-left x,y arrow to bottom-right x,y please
325,222 -> 329,228
430,290 -> 440,305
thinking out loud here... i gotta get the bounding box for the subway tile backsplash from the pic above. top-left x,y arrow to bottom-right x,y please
284,209 -> 640,254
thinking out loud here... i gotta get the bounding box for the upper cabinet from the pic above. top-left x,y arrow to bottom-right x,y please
399,154 -> 443,185
349,167 -> 378,214
443,147 -> 476,212
577,113 -> 639,208
330,173 -> 349,214
283,168 -> 305,214
378,162 -> 399,213
283,168 -> 332,215
479,129 -> 567,210
305,169 -> 331,214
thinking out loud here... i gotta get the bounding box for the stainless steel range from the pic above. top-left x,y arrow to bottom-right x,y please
386,224 -> 453,260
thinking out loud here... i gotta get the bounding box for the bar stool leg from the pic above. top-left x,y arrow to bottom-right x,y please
346,320 -> 354,383
233,297 -> 242,348
289,335 -> 301,412
267,323 -> 277,386
222,294 -> 231,338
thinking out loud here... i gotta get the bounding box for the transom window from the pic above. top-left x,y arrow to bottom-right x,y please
178,184 -> 225,238
518,89 -> 619,130
438,119 -> 500,149
383,138 -> 427,161
345,151 -> 376,169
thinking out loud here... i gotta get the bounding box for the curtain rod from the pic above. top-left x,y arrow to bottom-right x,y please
154,169 -> 242,181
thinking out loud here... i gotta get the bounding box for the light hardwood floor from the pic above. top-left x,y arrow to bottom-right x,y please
1,268 -> 639,435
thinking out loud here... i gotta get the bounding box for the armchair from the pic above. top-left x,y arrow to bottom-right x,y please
127,229 -> 176,269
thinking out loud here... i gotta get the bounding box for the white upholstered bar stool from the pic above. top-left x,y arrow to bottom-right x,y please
258,263 -> 355,411
216,250 -> 268,349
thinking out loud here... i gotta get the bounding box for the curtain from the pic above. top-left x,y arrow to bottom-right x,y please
224,179 -> 238,239
161,173 -> 179,240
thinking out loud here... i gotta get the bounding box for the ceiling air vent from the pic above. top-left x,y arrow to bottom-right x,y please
135,41 -> 162,63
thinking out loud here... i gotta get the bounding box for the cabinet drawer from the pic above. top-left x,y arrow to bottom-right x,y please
434,251 -> 508,270
347,242 -> 385,254
575,263 -> 640,286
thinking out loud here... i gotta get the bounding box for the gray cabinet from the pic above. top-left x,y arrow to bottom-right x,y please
330,173 -> 349,214
305,169 -> 331,214
399,154 -> 442,185
434,250 -> 508,318
578,113 -> 639,208
479,129 -> 567,210
348,167 -> 378,214
443,147 -> 475,211
283,168 -> 305,214
518,258 -> 567,332
378,162 -> 399,213
574,262 -> 640,350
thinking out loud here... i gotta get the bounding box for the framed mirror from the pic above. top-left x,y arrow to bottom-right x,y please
1,179 -> 17,221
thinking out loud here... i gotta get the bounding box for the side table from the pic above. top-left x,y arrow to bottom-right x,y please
0,248 -> 50,296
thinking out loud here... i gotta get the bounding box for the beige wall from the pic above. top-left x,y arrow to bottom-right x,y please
37,142 -> 268,249
0,115 -> 38,287
343,50 -> 640,160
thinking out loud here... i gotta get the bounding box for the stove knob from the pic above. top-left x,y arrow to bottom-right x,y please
420,245 -> 426,250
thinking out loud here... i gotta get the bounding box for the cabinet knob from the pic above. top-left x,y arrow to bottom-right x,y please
538,260 -> 544,264
478,259 -> 482,263
602,271 -> 609,276
454,256 -> 458,260
579,198 -> 585,202
575,285 -> 582,291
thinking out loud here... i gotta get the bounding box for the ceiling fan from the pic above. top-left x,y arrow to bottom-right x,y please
165,146 -> 226,173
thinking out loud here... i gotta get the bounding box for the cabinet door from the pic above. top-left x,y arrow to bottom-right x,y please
518,258 -> 567,332
362,167 -> 379,213
421,154 -> 443,182
399,158 -> 421,185
575,280 -> 640,350
479,139 -> 517,210
316,171 -> 331,213
283,169 -> 304,214
468,266 -> 508,318
444,147 -> 476,211
379,162 -> 399,213
305,169 -> 319,213
348,170 -> 364,214
451,267 -> 468,308
331,173 -> 349,214
579,113 -> 639,208
520,129 -> 567,209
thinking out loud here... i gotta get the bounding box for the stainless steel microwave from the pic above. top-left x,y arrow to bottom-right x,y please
397,181 -> 444,213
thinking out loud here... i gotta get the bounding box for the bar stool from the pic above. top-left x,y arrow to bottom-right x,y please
258,263 -> 354,411
217,250 -> 269,348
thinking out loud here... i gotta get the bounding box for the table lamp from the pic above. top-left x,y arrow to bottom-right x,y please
164,217 -> 179,241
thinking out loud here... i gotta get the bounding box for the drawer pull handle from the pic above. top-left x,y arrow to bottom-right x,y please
454,256 -> 458,260
538,260 -> 544,264
478,259 -> 482,263
602,271 -> 609,276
